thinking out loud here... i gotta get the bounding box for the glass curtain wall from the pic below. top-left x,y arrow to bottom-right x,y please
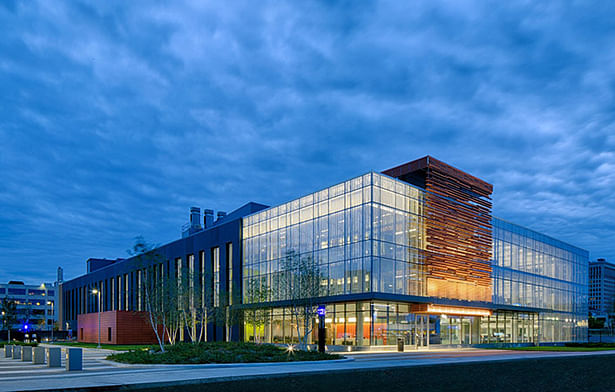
492,218 -> 589,342
241,172 -> 588,345
242,172 -> 427,304
249,301 -> 539,347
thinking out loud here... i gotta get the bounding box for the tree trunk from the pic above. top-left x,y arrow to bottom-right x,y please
147,310 -> 164,352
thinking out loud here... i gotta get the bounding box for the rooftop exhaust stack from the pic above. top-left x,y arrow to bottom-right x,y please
190,207 -> 202,229
217,211 -> 227,221
204,209 -> 214,228
57,267 -> 64,283
182,207 -> 204,238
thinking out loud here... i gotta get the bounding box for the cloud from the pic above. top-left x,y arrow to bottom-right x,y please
0,0 -> 614,283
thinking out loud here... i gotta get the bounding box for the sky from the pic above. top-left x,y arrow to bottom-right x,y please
0,1 -> 613,284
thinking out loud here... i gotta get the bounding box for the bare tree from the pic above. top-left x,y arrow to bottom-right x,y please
1,298 -> 17,342
280,251 -> 323,349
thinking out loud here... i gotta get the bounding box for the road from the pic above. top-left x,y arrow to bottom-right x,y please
2,346 -> 615,391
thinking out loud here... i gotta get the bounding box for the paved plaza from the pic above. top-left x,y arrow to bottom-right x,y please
2,346 -> 615,391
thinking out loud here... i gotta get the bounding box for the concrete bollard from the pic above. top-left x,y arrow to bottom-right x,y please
12,345 -> 21,360
47,347 -> 61,368
4,345 -> 12,358
65,348 -> 82,371
21,346 -> 33,362
33,347 -> 46,364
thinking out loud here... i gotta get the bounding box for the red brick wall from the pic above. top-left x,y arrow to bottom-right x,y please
116,311 -> 164,345
78,311 -> 165,345
78,311 -> 117,344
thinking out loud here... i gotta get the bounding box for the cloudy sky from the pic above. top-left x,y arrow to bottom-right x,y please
1,1 -> 613,284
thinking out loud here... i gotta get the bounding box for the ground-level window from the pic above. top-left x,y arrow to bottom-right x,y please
243,301 -> 550,346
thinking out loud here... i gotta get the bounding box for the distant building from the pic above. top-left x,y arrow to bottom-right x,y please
589,258 -> 615,319
1,281 -> 59,332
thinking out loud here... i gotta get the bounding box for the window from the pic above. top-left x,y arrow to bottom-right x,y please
188,254 -> 194,309
124,274 -> 129,311
108,327 -> 112,341
212,247 -> 220,307
110,277 -> 115,311
137,270 -> 142,311
199,251 -> 205,306
227,243 -> 233,305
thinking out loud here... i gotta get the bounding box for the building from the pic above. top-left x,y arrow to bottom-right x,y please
589,258 -> 615,321
60,156 -> 589,347
1,281 -> 59,334
60,203 -> 268,344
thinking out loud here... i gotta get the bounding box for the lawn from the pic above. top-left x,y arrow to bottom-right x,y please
492,343 -> 615,352
48,342 -> 153,351
107,342 -> 340,364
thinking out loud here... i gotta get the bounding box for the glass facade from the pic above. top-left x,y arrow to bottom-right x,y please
242,172 -> 589,346
492,219 -> 588,342
242,172 -> 426,302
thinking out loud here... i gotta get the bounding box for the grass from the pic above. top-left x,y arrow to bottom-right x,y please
49,342 -> 153,351
107,342 -> 340,364
498,346 -> 615,352
493,343 -> 615,352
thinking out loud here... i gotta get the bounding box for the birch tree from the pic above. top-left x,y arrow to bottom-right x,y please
129,237 -> 178,351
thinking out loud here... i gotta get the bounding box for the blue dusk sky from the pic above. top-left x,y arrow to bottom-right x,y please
0,1 -> 613,284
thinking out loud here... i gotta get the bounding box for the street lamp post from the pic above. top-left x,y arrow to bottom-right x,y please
47,301 -> 54,342
91,289 -> 101,349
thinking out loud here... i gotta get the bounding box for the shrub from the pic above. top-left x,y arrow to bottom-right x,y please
108,342 -> 339,364
0,341 -> 38,348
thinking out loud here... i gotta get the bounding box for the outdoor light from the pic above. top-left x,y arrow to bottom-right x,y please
47,300 -> 54,342
286,344 -> 295,353
91,288 -> 102,348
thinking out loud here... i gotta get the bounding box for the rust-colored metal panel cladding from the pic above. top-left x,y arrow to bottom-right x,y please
383,156 -> 493,302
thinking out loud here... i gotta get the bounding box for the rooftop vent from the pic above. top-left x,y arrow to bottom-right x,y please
182,207 -> 204,238
204,209 -> 214,228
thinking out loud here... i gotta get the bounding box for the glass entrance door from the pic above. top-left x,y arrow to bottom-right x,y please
410,315 -> 429,348
461,318 -> 471,344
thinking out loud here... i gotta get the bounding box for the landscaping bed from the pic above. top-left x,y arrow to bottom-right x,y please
0,341 -> 38,348
107,342 -> 340,364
